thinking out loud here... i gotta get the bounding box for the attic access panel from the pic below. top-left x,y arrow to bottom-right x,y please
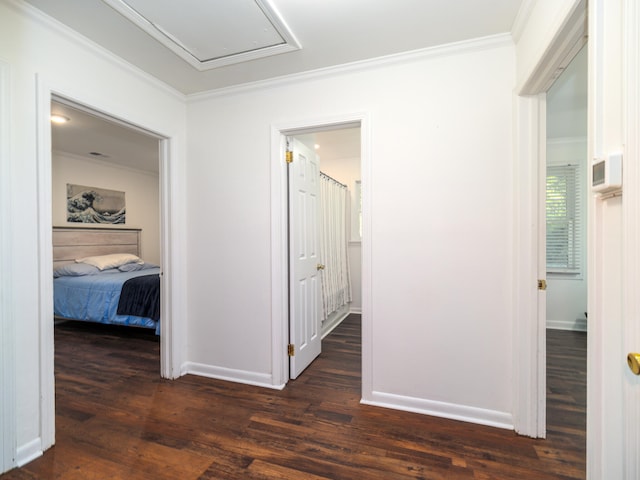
102,0 -> 300,71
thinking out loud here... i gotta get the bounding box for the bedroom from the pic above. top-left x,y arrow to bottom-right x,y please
50,101 -> 163,337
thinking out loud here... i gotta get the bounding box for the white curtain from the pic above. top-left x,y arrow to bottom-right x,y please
319,172 -> 352,321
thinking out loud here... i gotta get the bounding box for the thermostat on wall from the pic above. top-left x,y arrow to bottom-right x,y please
592,153 -> 622,193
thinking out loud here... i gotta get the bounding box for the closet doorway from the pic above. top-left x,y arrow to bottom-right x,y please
271,115 -> 368,388
288,127 -> 362,379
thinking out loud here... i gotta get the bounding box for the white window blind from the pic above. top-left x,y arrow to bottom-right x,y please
546,164 -> 582,273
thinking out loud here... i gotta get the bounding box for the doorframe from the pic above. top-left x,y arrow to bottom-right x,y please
35,79 -> 180,455
270,112 -> 371,390
621,0 -> 640,476
512,0 -> 587,438
0,60 -> 16,474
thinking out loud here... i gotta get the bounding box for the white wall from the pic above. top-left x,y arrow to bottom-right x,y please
186,38 -> 515,426
52,152 -> 161,264
0,0 -> 187,469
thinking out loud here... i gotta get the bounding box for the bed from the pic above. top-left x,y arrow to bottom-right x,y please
53,227 -> 161,334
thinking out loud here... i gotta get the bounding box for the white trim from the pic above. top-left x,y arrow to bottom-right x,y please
158,137 -> 183,379
362,392 -> 513,431
321,305 -> 350,339
512,94 -> 546,438
517,0 -> 588,95
269,125 -> 289,388
547,319 -> 588,332
15,438 -> 42,468
270,112 -> 371,391
5,0 -> 185,101
0,60 -> 16,475
586,3 -> 603,475
188,33 -> 513,102
182,362 -> 283,390
35,76 -> 56,452
622,0 -> 640,477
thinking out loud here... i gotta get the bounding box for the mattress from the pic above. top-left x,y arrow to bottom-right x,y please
54,267 -> 161,332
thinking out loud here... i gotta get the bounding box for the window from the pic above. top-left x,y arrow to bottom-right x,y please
546,164 -> 582,274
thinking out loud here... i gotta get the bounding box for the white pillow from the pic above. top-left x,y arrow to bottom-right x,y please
76,253 -> 143,271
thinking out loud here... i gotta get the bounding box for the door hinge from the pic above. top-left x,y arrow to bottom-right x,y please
538,279 -> 547,291
288,344 -> 295,356
285,151 -> 293,164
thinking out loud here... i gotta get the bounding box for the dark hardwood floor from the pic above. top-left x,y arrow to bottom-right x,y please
2,316 -> 586,479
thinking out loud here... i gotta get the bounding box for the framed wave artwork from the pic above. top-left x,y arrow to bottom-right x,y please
66,183 -> 126,224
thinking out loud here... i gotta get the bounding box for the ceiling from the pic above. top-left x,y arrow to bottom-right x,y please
51,101 -> 160,173
43,0 -> 526,172
25,0 -> 525,95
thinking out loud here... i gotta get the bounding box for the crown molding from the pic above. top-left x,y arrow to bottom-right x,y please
6,0 -> 186,102
187,33 -> 514,102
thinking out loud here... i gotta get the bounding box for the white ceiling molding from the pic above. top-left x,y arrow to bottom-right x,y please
101,0 -> 300,71
187,33 -> 514,102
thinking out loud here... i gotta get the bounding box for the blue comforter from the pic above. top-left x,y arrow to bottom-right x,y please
54,267 -> 161,332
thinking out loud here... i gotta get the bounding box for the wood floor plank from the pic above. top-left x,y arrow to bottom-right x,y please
1,317 -> 586,479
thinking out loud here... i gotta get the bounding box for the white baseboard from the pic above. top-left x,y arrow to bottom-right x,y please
321,305 -> 350,339
181,362 -> 284,390
547,318 -> 587,332
16,438 -> 42,467
361,391 -> 514,431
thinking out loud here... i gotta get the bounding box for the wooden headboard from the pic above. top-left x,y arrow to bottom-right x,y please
53,227 -> 141,270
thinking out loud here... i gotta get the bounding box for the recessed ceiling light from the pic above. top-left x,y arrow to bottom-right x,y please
314,144 -> 320,150
50,114 -> 70,124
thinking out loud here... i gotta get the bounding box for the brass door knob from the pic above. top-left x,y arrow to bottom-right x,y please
316,264 -> 325,271
627,353 -> 640,375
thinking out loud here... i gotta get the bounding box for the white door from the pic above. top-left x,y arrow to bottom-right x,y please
288,137 -> 322,379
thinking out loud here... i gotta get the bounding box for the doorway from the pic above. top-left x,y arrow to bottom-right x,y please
37,91 -> 175,453
513,1 -> 588,438
288,127 -> 362,379
270,114 -> 370,392
50,97 -> 162,358
544,44 -> 588,461
545,45 -> 588,333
